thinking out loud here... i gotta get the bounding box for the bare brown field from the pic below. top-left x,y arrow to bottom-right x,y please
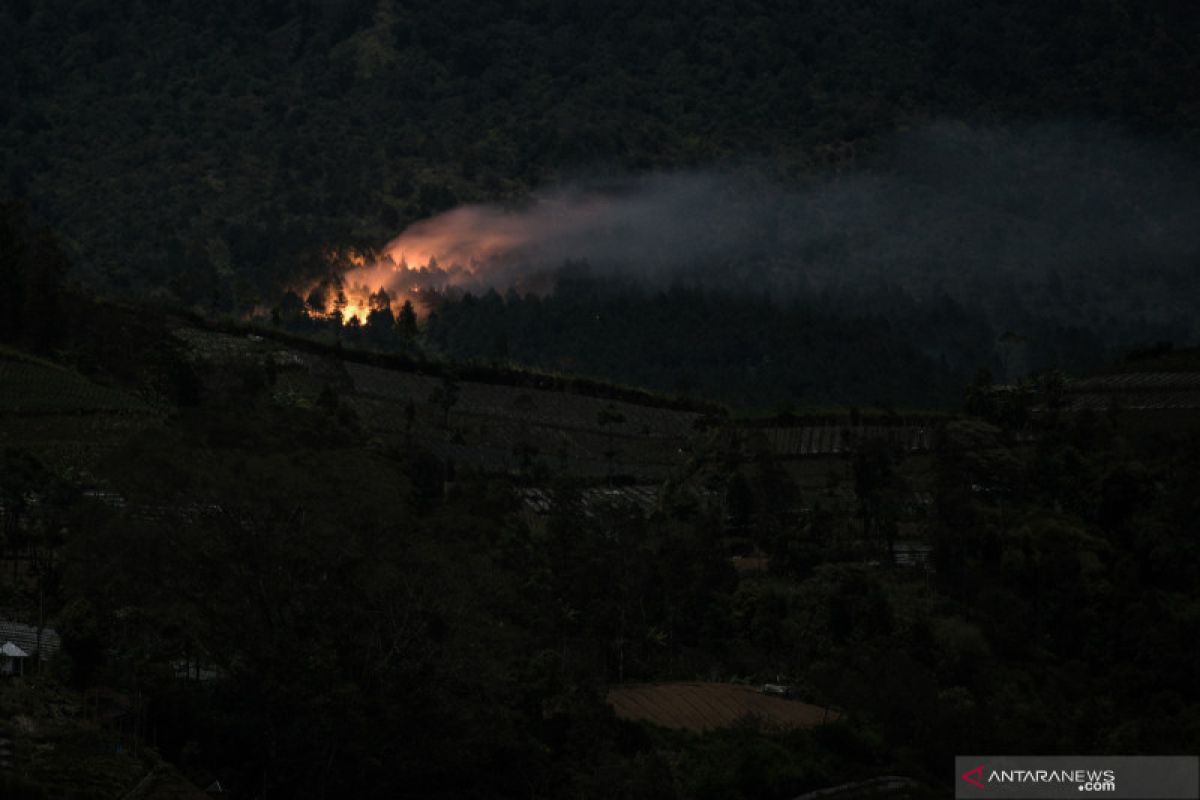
607,682 -> 837,732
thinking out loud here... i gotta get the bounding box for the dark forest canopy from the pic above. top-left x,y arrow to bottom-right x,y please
2,0 -> 1199,305
416,277 -> 1111,410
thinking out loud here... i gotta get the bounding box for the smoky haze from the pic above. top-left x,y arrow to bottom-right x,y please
366,172 -> 765,291
350,122 -> 1200,341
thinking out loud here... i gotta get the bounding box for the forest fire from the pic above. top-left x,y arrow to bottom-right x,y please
379,203 -> 548,271
300,272 -> 425,326
289,172 -> 805,326
295,191 -> 622,324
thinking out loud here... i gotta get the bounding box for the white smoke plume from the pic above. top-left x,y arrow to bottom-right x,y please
317,122 -> 1200,337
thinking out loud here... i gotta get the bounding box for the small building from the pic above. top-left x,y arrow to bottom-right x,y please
0,620 -> 62,668
1,641 -> 29,676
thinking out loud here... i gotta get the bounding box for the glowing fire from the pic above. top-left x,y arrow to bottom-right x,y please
377,204 -> 547,270
301,269 -> 420,325
292,190 -> 619,323
340,296 -> 371,325
287,173 -> 806,324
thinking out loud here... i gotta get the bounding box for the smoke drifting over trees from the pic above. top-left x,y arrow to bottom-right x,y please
364,123 -> 1200,344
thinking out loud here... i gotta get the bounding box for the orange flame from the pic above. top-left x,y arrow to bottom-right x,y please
294,192 -> 616,322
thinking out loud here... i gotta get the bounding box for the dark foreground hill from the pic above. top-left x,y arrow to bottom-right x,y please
1,278 -> 1199,797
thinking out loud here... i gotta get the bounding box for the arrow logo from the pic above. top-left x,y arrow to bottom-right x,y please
961,765 -> 986,789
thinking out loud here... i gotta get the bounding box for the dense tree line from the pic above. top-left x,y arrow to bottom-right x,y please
269,272 -> 1113,410
422,277 -> 987,409
0,202 -> 68,353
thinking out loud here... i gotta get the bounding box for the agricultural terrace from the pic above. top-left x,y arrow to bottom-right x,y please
345,361 -> 703,478
1064,371 -> 1200,411
0,354 -> 161,474
0,357 -> 151,415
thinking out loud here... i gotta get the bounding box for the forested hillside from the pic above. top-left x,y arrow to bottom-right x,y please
3,0 -> 1199,304
3,3 -> 1200,797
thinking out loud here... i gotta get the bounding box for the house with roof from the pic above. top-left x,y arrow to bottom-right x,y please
1,641 -> 29,676
0,620 -> 62,669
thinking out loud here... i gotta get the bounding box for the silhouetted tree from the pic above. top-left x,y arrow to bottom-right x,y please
0,203 -> 69,352
397,300 -> 419,339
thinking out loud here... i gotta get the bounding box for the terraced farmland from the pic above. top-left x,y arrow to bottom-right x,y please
0,356 -> 161,472
1065,371 -> 1200,411
0,358 -> 151,414
344,362 -> 702,478
761,423 -> 934,458
607,683 -> 837,732
167,327 -> 707,477
167,327 -> 952,482
345,362 -> 702,437
172,327 -> 278,365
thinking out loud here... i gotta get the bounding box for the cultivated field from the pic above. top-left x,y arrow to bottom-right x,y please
165,327 -> 954,488
344,361 -> 702,478
0,356 -> 161,473
166,327 -> 708,477
0,358 -> 150,414
761,423 -> 934,458
345,362 -> 702,436
607,682 -> 837,732
1065,371 -> 1200,411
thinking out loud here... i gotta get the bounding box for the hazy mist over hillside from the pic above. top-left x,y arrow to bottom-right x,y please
352,122 -> 1199,344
